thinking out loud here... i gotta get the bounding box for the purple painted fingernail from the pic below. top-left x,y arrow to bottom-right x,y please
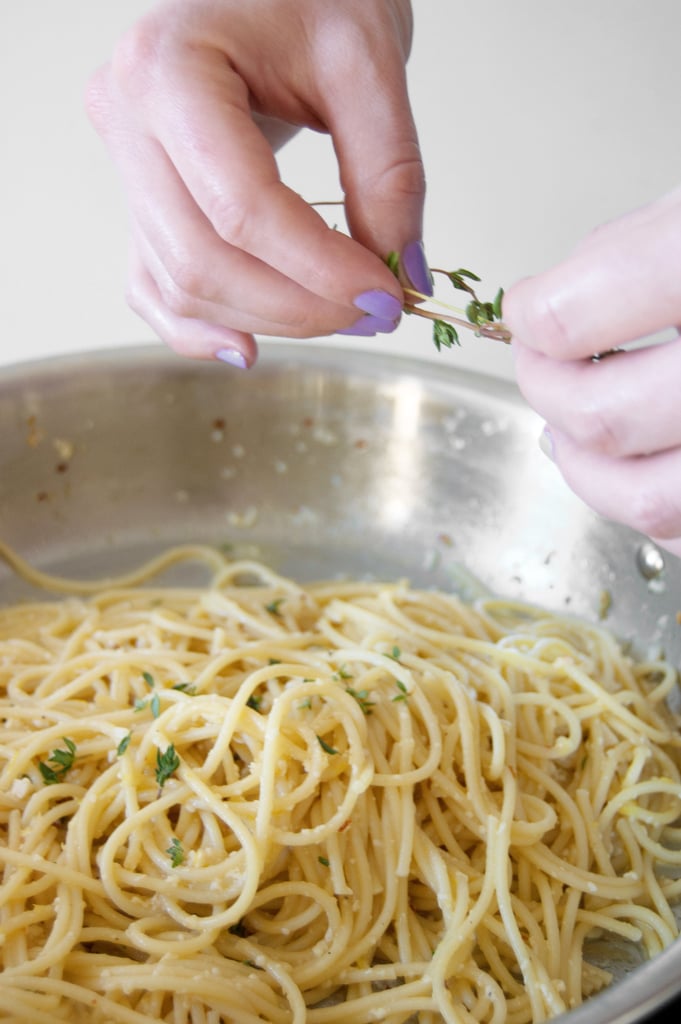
337,314 -> 398,337
215,348 -> 248,369
353,289 -> 403,321
401,240 -> 433,297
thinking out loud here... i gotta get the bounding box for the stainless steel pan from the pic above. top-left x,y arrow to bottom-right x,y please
0,342 -> 679,1024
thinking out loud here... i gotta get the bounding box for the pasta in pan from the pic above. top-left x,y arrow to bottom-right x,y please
0,543 -> 680,1024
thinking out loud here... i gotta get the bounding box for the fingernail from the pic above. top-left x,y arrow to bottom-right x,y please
538,425 -> 555,461
337,313 -> 398,337
215,348 -> 248,369
401,240 -> 433,297
353,289 -> 403,321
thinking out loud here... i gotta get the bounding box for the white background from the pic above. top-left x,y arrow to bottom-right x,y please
2,1 -> 681,376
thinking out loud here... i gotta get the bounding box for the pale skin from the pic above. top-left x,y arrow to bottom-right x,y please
85,0 -> 428,366
88,0 -> 681,555
503,187 -> 681,558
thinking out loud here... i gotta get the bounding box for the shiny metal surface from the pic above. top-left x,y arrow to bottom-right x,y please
0,342 -> 680,1023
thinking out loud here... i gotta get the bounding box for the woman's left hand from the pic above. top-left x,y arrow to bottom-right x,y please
503,186 -> 681,558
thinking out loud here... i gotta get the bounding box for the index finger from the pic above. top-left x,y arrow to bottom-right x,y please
503,189 -> 681,359
128,43 -> 403,313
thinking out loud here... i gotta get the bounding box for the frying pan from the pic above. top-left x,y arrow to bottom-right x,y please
0,342 -> 679,1024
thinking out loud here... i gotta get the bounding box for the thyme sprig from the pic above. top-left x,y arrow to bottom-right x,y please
167,836 -> 185,868
386,252 -> 511,351
311,199 -> 511,350
155,744 -> 180,789
38,737 -> 77,785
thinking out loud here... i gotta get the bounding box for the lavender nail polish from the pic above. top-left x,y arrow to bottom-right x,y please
338,314 -> 398,337
401,240 -> 433,297
353,289 -> 403,321
215,348 -> 248,369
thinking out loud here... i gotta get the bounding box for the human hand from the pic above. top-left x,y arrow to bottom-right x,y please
503,186 -> 681,558
86,0 -> 430,367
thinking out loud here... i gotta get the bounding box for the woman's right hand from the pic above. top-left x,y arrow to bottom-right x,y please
86,0 -> 430,367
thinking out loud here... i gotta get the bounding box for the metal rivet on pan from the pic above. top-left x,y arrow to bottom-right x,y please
636,541 -> 665,580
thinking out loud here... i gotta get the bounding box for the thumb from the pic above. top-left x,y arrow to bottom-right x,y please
315,20 -> 430,295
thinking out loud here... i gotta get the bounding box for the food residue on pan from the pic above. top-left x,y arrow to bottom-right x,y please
26,415 -> 44,448
226,506 -> 259,528
53,438 -> 74,462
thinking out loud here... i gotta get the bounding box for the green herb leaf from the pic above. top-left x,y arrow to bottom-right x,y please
455,267 -> 482,282
492,287 -> 504,319
172,682 -> 197,694
265,598 -> 284,616
318,855 -> 330,867
446,272 -> 477,297
433,320 -> 460,352
246,694 -> 262,713
388,646 -> 401,661
150,692 -> 161,719
299,697 -> 312,710
116,733 -> 132,757
142,671 -> 155,688
38,737 -> 77,785
38,762 -> 61,785
466,300 -> 483,326
155,744 -> 180,788
317,734 -> 339,756
392,680 -> 410,703
166,836 -> 184,868
334,665 -> 353,680
50,737 -> 77,769
385,251 -> 401,277
346,686 -> 374,715
134,698 -> 148,713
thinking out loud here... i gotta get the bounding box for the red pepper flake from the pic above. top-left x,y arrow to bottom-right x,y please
437,532 -> 453,547
354,439 -> 367,450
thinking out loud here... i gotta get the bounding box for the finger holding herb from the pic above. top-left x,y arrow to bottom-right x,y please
385,251 -> 511,350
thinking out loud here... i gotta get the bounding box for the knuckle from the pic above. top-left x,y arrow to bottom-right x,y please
158,250 -> 210,311
627,487 -> 681,540
518,292 -> 575,358
389,155 -> 426,200
125,281 -> 144,318
109,17 -> 163,100
83,66 -> 112,134
569,399 -> 620,456
367,154 -> 426,205
210,193 -> 253,249
159,277 -> 198,319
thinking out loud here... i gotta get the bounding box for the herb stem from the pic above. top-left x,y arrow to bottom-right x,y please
405,285 -> 468,318
404,302 -> 511,344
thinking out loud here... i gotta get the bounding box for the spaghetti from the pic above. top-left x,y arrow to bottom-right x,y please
0,543 -> 680,1024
